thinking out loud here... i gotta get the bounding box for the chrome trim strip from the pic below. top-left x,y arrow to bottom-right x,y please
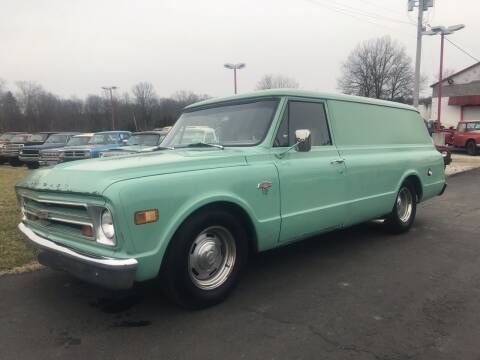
22,194 -> 87,208
18,223 -> 137,267
23,208 -> 93,227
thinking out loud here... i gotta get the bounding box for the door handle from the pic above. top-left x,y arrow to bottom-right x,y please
330,159 -> 345,165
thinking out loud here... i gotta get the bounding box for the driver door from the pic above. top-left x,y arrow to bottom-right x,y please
273,99 -> 347,243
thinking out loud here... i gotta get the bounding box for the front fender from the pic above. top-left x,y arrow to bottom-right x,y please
103,164 -> 281,282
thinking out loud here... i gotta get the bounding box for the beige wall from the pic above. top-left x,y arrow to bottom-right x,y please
431,97 -> 461,129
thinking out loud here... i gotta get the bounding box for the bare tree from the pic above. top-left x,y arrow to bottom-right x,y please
256,74 -> 299,90
132,82 -> 157,130
338,36 -> 417,102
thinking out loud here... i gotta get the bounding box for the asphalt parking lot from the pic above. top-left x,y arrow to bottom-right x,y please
1,169 -> 480,360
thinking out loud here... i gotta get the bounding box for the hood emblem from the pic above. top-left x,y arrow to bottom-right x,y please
35,210 -> 49,220
258,181 -> 273,194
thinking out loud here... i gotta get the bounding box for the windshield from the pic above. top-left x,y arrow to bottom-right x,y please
67,136 -> 91,146
127,134 -> 160,146
11,135 -> 30,142
466,122 -> 480,131
45,134 -> 69,144
29,133 -> 49,142
0,133 -> 15,141
89,134 -> 120,145
162,100 -> 279,148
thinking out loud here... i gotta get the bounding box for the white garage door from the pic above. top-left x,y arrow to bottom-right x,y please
464,106 -> 480,121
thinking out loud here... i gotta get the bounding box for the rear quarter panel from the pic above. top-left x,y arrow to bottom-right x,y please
327,99 -> 445,225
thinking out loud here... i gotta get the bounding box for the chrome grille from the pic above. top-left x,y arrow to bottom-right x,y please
20,194 -> 95,241
19,149 -> 39,160
40,151 -> 60,162
63,150 -> 88,159
5,143 -> 23,156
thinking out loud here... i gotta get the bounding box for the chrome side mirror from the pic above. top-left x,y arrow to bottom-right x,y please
295,129 -> 311,152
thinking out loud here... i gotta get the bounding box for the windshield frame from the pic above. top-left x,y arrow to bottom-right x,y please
127,134 -> 161,146
88,133 -> 120,145
45,134 -> 69,144
66,136 -> 91,146
163,98 -> 280,148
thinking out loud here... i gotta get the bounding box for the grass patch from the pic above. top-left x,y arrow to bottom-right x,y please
0,166 -> 35,271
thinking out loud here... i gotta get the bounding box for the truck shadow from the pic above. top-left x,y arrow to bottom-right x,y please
32,218 -> 423,329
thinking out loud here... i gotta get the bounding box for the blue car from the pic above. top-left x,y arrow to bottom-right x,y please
59,131 -> 131,162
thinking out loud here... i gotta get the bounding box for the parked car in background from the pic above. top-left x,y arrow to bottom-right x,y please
100,130 -> 167,157
445,120 -> 480,155
20,132 -> 79,169
2,133 -> 54,166
0,132 -> 27,164
176,125 -> 218,145
39,133 -> 94,166
436,145 -> 452,167
59,131 -> 131,162
16,90 -> 445,308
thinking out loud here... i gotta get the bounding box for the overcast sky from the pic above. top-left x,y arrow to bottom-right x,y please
1,0 -> 479,99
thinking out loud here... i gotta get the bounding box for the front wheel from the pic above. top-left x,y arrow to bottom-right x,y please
385,181 -> 417,234
161,209 -> 248,309
9,158 -> 23,167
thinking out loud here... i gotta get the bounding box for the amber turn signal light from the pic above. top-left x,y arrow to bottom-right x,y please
135,209 -> 159,225
81,225 -> 94,238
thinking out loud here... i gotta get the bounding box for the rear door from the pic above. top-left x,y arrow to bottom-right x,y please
273,99 -> 347,243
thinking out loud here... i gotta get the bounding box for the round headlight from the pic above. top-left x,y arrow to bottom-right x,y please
101,209 -> 115,239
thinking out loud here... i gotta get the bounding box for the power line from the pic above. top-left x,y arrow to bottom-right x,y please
444,38 -> 480,63
305,0 -> 415,27
358,0 -> 405,16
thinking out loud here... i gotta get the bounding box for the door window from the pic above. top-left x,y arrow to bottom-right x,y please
274,101 -> 331,147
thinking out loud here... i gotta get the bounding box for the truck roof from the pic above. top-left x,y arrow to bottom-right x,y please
186,89 -> 417,112
95,131 -> 131,134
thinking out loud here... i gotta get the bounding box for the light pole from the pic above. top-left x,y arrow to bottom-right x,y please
423,24 -> 465,130
224,63 -> 245,94
102,86 -> 118,130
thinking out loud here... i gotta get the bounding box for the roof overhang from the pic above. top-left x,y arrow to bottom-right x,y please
448,95 -> 480,106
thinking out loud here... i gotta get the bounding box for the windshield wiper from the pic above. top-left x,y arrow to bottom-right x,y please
179,142 -> 224,150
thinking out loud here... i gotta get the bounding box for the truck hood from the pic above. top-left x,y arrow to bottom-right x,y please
23,143 -> 66,150
16,148 -> 248,195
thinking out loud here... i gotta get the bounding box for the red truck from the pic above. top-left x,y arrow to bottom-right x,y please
445,120 -> 480,155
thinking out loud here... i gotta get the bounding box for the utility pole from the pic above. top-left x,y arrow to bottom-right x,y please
101,86 -> 117,130
409,0 -> 434,108
423,24 -> 465,130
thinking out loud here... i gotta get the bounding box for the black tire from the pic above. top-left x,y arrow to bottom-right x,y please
161,209 -> 248,309
9,159 -> 23,167
26,162 -> 39,170
466,140 -> 477,156
385,181 -> 417,234
0,158 -> 6,165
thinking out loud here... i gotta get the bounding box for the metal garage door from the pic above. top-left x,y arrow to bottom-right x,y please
464,106 -> 480,121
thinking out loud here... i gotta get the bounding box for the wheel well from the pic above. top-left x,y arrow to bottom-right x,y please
467,138 -> 476,145
184,201 -> 258,254
404,175 -> 422,202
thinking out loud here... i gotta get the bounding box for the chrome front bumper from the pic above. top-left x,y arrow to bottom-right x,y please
18,223 -> 137,289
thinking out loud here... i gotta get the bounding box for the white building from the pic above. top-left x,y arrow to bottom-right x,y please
430,62 -> 480,129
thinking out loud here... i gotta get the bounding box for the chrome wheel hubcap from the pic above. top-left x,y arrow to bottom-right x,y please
188,226 -> 236,290
396,187 -> 413,223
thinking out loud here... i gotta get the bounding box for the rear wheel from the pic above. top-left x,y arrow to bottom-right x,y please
385,181 -> 417,234
466,140 -> 477,156
162,209 -> 248,309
